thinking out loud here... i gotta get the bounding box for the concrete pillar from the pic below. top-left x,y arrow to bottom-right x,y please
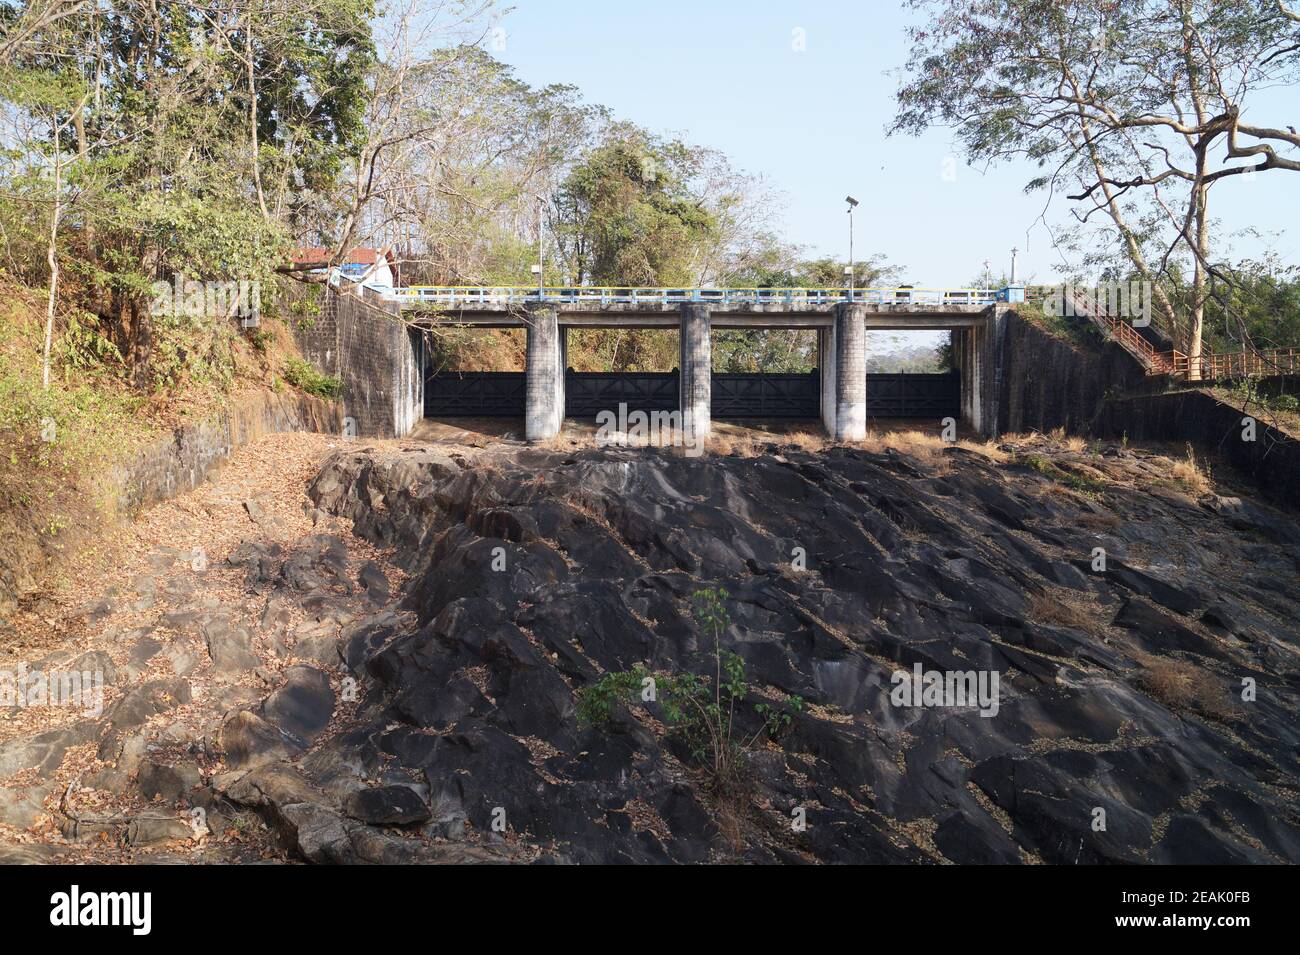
818,326 -> 837,435
526,304 -> 564,440
829,303 -> 867,440
987,306 -> 1011,438
954,327 -> 979,434
966,325 -> 984,435
679,303 -> 711,440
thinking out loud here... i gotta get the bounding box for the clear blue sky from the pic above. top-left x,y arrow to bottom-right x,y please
491,0 -> 1298,286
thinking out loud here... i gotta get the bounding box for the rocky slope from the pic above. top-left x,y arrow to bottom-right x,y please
2,432 -> 1298,864
297,435 -> 1300,863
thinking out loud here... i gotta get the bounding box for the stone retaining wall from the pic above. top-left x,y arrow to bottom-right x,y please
992,307 -> 1148,437
295,283 -> 423,439
1100,389 -> 1300,509
113,390 -> 341,513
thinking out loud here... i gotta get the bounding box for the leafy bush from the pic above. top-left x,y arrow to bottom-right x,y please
577,587 -> 803,795
281,357 -> 342,399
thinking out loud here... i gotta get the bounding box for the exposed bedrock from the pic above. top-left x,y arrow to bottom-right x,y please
298,439 -> 1300,863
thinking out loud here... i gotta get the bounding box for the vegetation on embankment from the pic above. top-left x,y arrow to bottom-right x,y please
1099,388 -> 1300,510
1210,379 -> 1300,438
1012,301 -> 1108,353
0,277 -> 339,624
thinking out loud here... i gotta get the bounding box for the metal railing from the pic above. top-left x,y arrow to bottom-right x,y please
1172,347 -> 1300,381
386,286 -> 1000,307
1100,316 -> 1173,374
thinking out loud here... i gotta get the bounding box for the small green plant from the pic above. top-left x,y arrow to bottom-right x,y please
246,327 -> 274,353
1016,453 -> 1107,495
577,587 -> 803,796
281,356 -> 342,399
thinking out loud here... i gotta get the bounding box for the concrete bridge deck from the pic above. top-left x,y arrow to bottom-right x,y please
316,275 -> 1022,442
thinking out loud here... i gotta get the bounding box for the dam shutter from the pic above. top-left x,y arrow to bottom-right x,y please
866,373 -> 960,418
711,372 -> 820,418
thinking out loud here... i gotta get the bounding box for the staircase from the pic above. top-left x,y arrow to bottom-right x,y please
1064,291 -> 1175,375
1059,290 -> 1300,383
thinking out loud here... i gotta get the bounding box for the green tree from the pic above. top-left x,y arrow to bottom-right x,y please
891,0 -> 1300,374
552,125 -> 719,287
1,0 -> 375,388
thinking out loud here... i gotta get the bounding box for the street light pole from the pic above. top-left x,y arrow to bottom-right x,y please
536,195 -> 545,297
845,195 -> 859,299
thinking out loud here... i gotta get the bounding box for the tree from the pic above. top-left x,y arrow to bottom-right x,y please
892,0 -> 1300,376
1,0 -> 375,388
551,125 -> 720,287
1,65 -> 90,389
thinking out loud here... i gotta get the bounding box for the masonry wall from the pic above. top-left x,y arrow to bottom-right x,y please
114,390 -> 341,513
293,285 -> 340,376
992,307 -> 1148,437
1099,390 -> 1300,509
330,285 -> 423,439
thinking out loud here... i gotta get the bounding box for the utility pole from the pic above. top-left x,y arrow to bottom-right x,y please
845,195 -> 859,298
1010,247 -> 1019,285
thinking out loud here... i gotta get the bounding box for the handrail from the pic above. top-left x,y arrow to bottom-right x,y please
1171,346 -> 1300,380
385,286 -> 1001,306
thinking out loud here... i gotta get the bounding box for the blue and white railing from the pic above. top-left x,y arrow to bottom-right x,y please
385,286 -> 1008,307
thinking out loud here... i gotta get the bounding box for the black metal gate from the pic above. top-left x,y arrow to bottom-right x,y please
866,373 -> 960,418
565,371 -> 679,418
711,372 -> 820,418
425,369 -> 956,421
424,371 -> 525,417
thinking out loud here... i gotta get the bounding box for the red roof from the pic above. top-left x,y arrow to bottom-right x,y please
290,247 -> 393,266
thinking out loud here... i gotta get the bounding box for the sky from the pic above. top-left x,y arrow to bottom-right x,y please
489,0 -> 1299,288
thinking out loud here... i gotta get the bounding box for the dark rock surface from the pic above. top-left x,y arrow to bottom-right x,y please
263,438 -> 1300,864
8,432 -> 1295,865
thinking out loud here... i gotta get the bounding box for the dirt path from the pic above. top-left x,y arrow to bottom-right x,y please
0,431 -> 403,862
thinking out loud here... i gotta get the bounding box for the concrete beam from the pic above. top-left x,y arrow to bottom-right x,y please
403,306 -> 994,331
679,303 -> 712,440
525,303 -> 564,440
830,303 -> 867,441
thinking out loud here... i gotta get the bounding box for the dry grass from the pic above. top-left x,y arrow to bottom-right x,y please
1027,592 -> 1095,632
861,429 -> 951,471
1169,443 -> 1212,495
1134,653 -> 1232,720
1076,510 -> 1122,531
1063,435 -> 1088,453
784,431 -> 825,452
708,432 -> 762,457
956,439 -> 1010,463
